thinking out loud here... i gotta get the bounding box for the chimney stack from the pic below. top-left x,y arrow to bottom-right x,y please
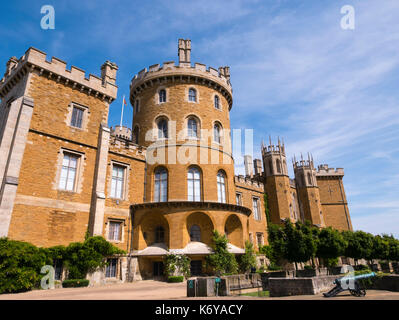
244,155 -> 254,177
178,39 -> 191,66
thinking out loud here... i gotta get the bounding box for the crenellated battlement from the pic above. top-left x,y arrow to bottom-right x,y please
129,60 -> 233,109
235,174 -> 264,191
0,47 -> 118,101
316,164 -> 344,177
293,153 -> 315,170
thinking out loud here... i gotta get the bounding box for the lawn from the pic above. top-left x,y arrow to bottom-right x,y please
240,290 -> 270,297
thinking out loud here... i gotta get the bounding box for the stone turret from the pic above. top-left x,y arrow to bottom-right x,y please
101,60 -> 118,85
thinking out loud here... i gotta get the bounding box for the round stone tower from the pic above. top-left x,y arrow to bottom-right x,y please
128,39 -> 251,278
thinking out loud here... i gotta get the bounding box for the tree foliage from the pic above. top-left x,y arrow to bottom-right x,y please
238,241 -> 257,273
316,227 -> 347,261
164,254 -> 191,278
206,230 -> 238,275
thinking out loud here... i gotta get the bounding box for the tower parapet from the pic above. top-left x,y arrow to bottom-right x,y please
316,164 -> 344,177
111,125 -> 132,141
129,40 -> 233,109
261,137 -> 288,176
0,47 -> 118,101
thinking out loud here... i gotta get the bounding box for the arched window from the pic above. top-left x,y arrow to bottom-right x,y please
157,118 -> 168,139
214,95 -> 220,109
155,226 -> 165,243
159,89 -> 166,103
268,160 -> 273,175
133,126 -> 139,144
154,168 -> 168,202
187,167 -> 201,201
213,123 -> 222,144
190,225 -> 201,242
188,88 -> 197,102
276,159 -> 282,174
217,171 -> 227,203
135,100 -> 140,114
307,172 -> 312,185
187,117 -> 198,138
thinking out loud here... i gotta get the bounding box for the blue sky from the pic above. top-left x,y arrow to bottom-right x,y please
1,0 -> 398,237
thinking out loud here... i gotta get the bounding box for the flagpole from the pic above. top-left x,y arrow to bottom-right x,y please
120,94 -> 125,129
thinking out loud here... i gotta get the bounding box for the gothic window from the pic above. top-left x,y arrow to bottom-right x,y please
157,118 -> 168,139
159,89 -> 166,103
307,172 -> 312,185
133,126 -> 139,144
187,167 -> 201,201
155,226 -> 165,243
190,225 -> 201,242
217,171 -> 227,203
214,122 -> 222,144
189,88 -> 197,102
135,100 -> 140,113
276,159 -> 282,174
214,95 -> 220,109
268,160 -> 273,175
154,168 -> 168,202
187,117 -> 198,138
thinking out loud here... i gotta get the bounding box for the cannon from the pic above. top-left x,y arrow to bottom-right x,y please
323,272 -> 376,298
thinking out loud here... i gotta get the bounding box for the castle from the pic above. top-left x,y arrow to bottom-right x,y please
0,39 -> 352,281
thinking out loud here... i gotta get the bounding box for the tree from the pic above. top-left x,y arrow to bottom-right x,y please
266,223 -> 287,263
382,234 -> 399,262
63,236 -> 125,279
316,227 -> 347,267
370,235 -> 389,263
206,230 -> 238,275
164,254 -> 191,278
238,241 -> 257,273
283,220 -> 317,270
342,230 -> 373,264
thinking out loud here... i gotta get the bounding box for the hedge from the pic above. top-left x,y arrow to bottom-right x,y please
62,279 -> 90,288
167,276 -> 184,283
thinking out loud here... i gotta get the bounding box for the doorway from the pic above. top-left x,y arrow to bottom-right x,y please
190,260 -> 202,276
153,261 -> 164,279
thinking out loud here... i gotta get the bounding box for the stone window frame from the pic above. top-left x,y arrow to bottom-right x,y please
217,169 -> 228,204
185,114 -> 201,140
105,217 -> 126,244
256,232 -> 264,248
212,120 -> 223,145
187,165 -> 202,202
186,86 -> 200,104
153,115 -> 170,141
156,86 -> 169,105
153,166 -> 168,202
235,192 -> 243,206
213,93 -> 222,111
252,196 -> 261,221
105,257 -> 120,278
54,148 -> 85,193
133,98 -> 141,115
107,160 -> 130,201
66,102 -> 89,131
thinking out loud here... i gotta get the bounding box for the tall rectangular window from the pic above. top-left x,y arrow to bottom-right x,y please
217,172 -> 226,203
105,258 -> 118,278
59,153 -> 79,191
70,106 -> 84,128
256,233 -> 263,248
253,197 -> 260,220
108,221 -> 122,241
236,193 -> 242,206
188,167 -> 201,201
111,164 -> 125,199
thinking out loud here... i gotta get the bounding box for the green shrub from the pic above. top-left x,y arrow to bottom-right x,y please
167,276 -> 184,283
206,231 -> 238,275
0,237 -> 51,294
267,263 -> 282,271
304,265 -> 315,270
62,279 -> 90,288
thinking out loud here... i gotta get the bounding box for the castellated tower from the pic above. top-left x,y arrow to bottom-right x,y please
316,164 -> 352,231
261,138 -> 295,224
293,154 -> 325,227
128,38 -> 257,271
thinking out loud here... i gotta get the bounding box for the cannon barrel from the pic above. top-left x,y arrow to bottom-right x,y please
336,272 -> 376,284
